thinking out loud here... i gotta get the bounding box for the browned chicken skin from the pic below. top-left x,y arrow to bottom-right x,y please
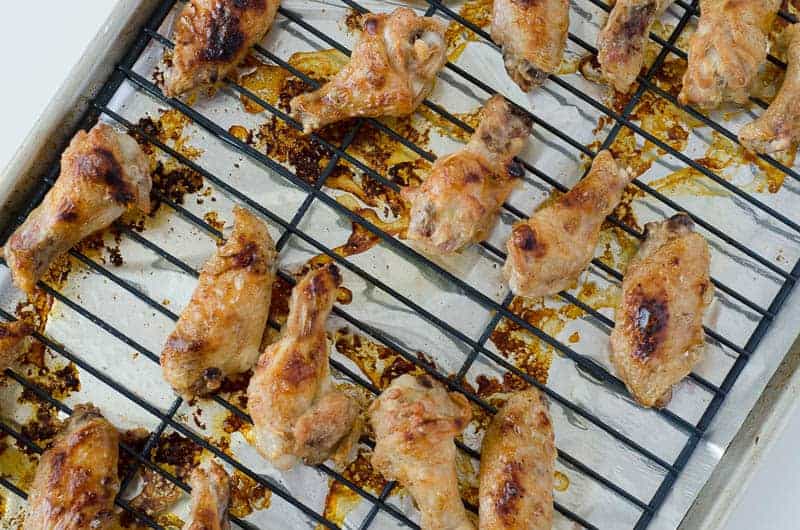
247,264 -> 361,470
289,8 -> 447,134
610,213 -> 713,408
3,123 -> 151,294
504,150 -> 632,298
739,24 -> 800,154
165,0 -> 280,97
597,0 -> 675,93
24,404 -> 120,530
403,95 -> 532,254
0,320 -> 34,373
185,461 -> 231,530
491,0 -> 569,91
161,207 -> 276,400
479,389 -> 555,530
369,374 -> 474,530
678,0 -> 781,109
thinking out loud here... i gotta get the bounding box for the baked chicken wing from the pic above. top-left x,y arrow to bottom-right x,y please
0,320 -> 34,373
161,207 -> 276,400
24,404 -> 120,530
185,461 -> 231,530
369,374 -> 474,530
491,0 -> 569,91
289,8 -> 447,134
165,0 -> 280,97
247,264 -> 361,470
739,24 -> 800,154
610,213 -> 713,408
678,0 -> 781,108
3,123 -> 151,294
479,389 -> 555,530
504,150 -> 632,298
403,95 -> 532,254
597,0 -> 675,93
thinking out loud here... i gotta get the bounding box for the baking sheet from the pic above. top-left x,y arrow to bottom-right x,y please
1,0 -> 800,529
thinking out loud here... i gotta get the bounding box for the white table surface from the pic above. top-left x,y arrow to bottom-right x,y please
0,2 -> 798,529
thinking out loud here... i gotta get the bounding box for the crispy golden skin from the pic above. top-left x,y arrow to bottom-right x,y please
165,0 -> 280,97
0,320 -> 34,373
678,0 -> 781,109
739,24 -> 800,154
479,389 -> 555,530
403,95 -> 532,254
491,0 -> 569,91
369,374 -> 474,530
503,150 -> 632,298
3,123 -> 150,294
161,207 -> 276,400
610,214 -> 713,408
289,8 -> 447,134
597,0 -> 675,92
185,461 -> 231,530
24,404 -> 120,530
247,264 -> 361,470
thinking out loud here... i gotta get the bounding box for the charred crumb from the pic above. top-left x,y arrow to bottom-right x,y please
19,404 -> 63,451
118,428 -> 151,478
152,432 -> 202,477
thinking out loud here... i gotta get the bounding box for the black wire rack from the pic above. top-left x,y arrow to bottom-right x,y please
1,0 -> 800,528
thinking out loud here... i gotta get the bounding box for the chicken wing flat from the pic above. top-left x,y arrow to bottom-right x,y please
161,207 -> 276,401
247,264 -> 361,470
165,0 -> 280,97
289,8 -> 447,134
3,123 -> 151,294
491,0 -> 569,91
185,461 -> 231,530
610,213 -> 713,408
24,404 -> 120,530
479,389 -> 555,530
403,95 -> 532,254
678,0 -> 781,109
0,320 -> 34,373
739,24 -> 800,154
369,374 -> 474,530
504,150 -> 632,298
597,0 -> 675,93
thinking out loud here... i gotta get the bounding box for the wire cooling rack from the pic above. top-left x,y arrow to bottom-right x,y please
2,0 -> 800,528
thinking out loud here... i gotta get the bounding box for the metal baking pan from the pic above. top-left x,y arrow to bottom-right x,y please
2,1 -> 800,528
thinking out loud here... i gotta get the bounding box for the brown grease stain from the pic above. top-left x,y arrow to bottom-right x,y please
229,468 -> 272,518
321,450 -> 386,527
554,470 -> 570,492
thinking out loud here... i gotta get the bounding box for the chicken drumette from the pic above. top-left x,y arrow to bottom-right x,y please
479,389 -> 555,530
678,0 -> 781,109
504,150 -> 632,298
185,461 -> 231,530
24,404 -> 120,530
3,123 -> 151,294
289,8 -> 447,134
597,0 -> 675,93
403,95 -> 532,254
739,24 -> 800,154
247,264 -> 361,470
165,0 -> 280,97
491,0 -> 569,91
610,213 -> 713,408
161,207 -> 276,400
369,374 -> 474,530
0,320 -> 34,373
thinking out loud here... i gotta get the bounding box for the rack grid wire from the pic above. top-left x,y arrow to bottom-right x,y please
1,0 -> 799,529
